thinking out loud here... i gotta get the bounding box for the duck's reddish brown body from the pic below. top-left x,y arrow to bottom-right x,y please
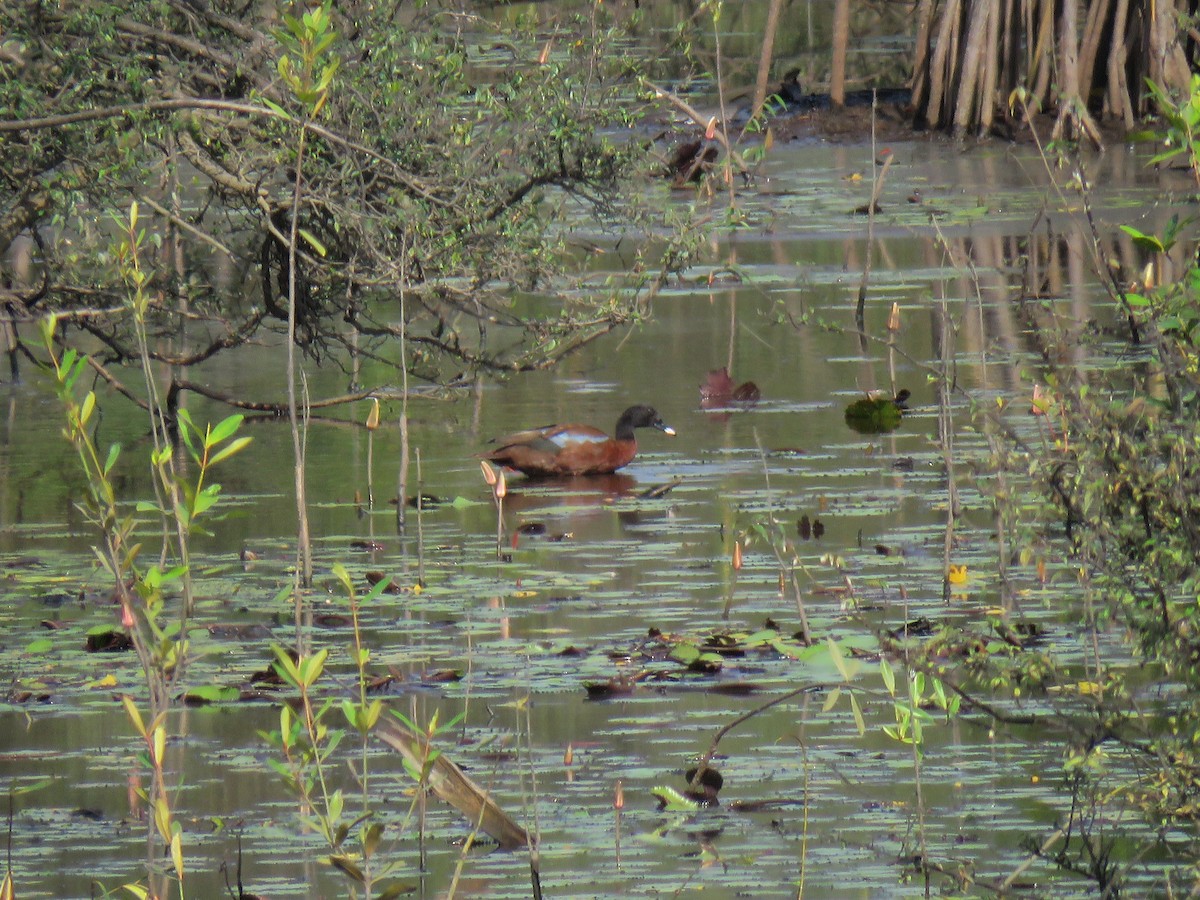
482,405 -> 675,477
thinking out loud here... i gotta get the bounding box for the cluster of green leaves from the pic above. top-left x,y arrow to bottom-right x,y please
42,319 -> 250,684
41,342 -> 246,898
274,4 -> 340,113
877,656 -> 960,749
39,200 -> 254,898
1147,74 -> 1200,192
1052,396 -> 1200,812
0,2 -> 160,237
2,0 -> 687,387
965,76 -> 1200,889
257,564 -> 454,898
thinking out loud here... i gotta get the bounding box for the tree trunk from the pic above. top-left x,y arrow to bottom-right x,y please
1059,0 -> 1080,104
1029,0 -> 1055,107
999,0 -> 1021,93
924,0 -> 963,129
1148,0 -> 1192,92
910,0 -> 937,112
909,0 -> 1188,136
749,0 -> 786,122
980,0 -> 1001,133
953,0 -> 994,136
1052,0 -> 1103,144
1077,0 -> 1112,106
830,0 -> 850,107
1107,0 -> 1135,129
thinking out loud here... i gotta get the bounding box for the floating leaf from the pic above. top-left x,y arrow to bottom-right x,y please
183,685 -> 241,705
670,643 -> 700,665
1047,681 -> 1103,695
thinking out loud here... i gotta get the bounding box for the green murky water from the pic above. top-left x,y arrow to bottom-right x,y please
1,131 -> 1190,898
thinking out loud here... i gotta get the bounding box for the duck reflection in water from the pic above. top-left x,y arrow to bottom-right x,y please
503,472 -> 659,544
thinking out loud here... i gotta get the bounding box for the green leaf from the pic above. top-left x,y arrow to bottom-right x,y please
827,636 -> 850,681
208,435 -> 252,467
341,698 -> 361,731
61,351 -> 84,391
849,692 -> 865,736
650,785 -> 700,810
122,695 -> 147,737
669,642 -> 700,665
190,485 -> 221,518
207,414 -> 245,446
298,228 -> 327,257
10,777 -> 52,797
391,709 -> 419,732
327,789 -> 344,824
362,576 -> 391,604
362,698 -> 383,730
332,563 -> 353,594
161,564 -> 188,583
79,391 -> 96,426
879,657 -> 896,696
330,854 -> 365,884
741,629 -> 778,647
1119,224 -> 1166,253
769,638 -> 806,659
297,648 -> 329,688
363,821 -> 384,859
262,97 -> 294,120
822,686 -> 842,712
103,443 -> 121,475
176,411 -> 198,454
271,643 -> 303,688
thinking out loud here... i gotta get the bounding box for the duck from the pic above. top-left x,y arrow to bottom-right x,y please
700,366 -> 761,409
482,405 -> 676,477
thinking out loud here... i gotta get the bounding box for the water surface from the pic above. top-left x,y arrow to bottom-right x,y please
1,137 -> 1186,897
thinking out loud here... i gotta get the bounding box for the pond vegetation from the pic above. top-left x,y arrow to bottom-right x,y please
4,1 -> 1200,899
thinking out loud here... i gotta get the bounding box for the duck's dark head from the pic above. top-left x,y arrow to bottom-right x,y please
616,405 -> 676,440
